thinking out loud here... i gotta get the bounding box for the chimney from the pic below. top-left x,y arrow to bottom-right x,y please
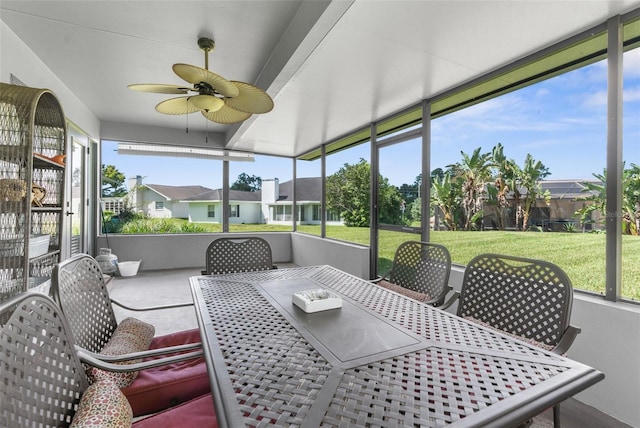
261,178 -> 279,203
128,175 -> 143,190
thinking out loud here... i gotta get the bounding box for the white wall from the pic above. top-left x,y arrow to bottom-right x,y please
96,232 -> 292,270
569,296 -> 640,426
290,232 -> 370,279
228,202 -> 262,224
189,202 -> 220,223
1,22 -> 100,138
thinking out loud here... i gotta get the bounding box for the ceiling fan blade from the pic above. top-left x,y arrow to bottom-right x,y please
128,84 -> 191,94
201,104 -> 251,124
190,95 -> 224,113
225,81 -> 274,114
155,97 -> 200,115
173,64 -> 239,98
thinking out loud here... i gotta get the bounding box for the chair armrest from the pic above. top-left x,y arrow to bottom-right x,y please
77,348 -> 203,373
78,342 -> 203,363
110,297 -> 194,312
438,290 -> 460,310
424,285 -> 454,307
370,270 -> 391,284
552,325 -> 581,355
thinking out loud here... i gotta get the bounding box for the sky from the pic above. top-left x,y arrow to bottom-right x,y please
102,51 -> 640,191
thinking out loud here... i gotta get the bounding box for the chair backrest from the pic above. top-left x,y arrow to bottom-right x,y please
1,292 -> 89,427
51,253 -> 118,353
204,237 -> 274,275
457,253 -> 574,348
388,241 -> 452,303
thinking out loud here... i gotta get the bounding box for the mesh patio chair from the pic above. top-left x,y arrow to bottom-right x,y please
442,253 -> 581,427
203,236 -> 275,275
0,292 -> 217,428
372,241 -> 453,306
51,253 -> 210,416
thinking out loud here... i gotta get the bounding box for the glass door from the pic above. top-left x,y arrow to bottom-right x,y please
377,137 -> 423,276
69,137 -> 87,256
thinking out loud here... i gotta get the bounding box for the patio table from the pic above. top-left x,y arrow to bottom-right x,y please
190,265 -> 603,428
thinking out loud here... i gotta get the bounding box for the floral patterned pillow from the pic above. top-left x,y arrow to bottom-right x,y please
70,380 -> 133,428
88,317 -> 155,388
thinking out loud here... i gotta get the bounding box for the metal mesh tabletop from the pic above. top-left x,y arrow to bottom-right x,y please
191,265 -> 603,428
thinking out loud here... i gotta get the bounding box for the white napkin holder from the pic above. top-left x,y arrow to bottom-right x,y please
292,289 -> 342,313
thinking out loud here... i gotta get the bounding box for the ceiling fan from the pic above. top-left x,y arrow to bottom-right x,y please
128,37 -> 273,124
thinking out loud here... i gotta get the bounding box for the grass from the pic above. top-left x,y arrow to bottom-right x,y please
119,220 -> 640,301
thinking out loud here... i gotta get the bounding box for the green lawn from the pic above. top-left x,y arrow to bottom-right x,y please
132,221 -> 640,301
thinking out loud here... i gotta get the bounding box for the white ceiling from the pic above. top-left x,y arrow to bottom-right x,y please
2,0 -> 639,158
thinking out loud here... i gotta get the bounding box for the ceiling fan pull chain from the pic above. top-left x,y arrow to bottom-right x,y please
186,111 -> 189,134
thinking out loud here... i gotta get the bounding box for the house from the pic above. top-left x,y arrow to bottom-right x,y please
130,176 -> 344,225
134,175 -> 602,231
481,179 -> 603,231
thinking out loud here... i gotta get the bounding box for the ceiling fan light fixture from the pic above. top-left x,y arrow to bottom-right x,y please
129,37 -> 273,125
190,95 -> 224,112
155,97 -> 199,115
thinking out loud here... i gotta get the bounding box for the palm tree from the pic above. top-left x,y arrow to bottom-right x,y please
518,154 -> 551,230
448,147 -> 494,230
430,174 -> 460,231
490,143 -> 518,230
576,163 -> 640,236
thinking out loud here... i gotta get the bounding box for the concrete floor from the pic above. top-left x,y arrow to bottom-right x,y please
108,267 -> 201,336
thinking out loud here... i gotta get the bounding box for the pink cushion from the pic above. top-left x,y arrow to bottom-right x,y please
464,316 -> 556,352
123,328 -> 211,417
377,279 -> 430,302
133,393 -> 217,428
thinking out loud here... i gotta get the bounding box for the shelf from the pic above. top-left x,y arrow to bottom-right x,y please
31,206 -> 63,212
1,84 -> 66,304
33,153 -> 65,169
28,248 -> 60,263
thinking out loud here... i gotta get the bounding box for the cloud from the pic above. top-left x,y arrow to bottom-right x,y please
624,49 -> 640,78
624,86 -> 640,102
583,90 -> 607,107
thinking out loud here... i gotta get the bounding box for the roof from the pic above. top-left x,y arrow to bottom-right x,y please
144,184 -> 213,201
540,180 -> 601,199
147,177 -> 596,204
181,189 -> 262,202
277,177 -> 322,203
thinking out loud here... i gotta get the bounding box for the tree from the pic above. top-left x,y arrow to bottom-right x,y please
326,158 -> 403,227
430,173 -> 461,231
398,173 -> 423,223
489,143 -> 518,230
101,164 -> 127,197
447,147 -> 494,230
231,173 -> 262,192
518,154 -> 551,230
576,163 -> 640,236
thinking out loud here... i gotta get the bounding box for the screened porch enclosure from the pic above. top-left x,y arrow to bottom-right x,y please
3,1 -> 640,426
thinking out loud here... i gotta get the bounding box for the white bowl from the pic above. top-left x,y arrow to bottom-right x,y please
117,260 -> 141,277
